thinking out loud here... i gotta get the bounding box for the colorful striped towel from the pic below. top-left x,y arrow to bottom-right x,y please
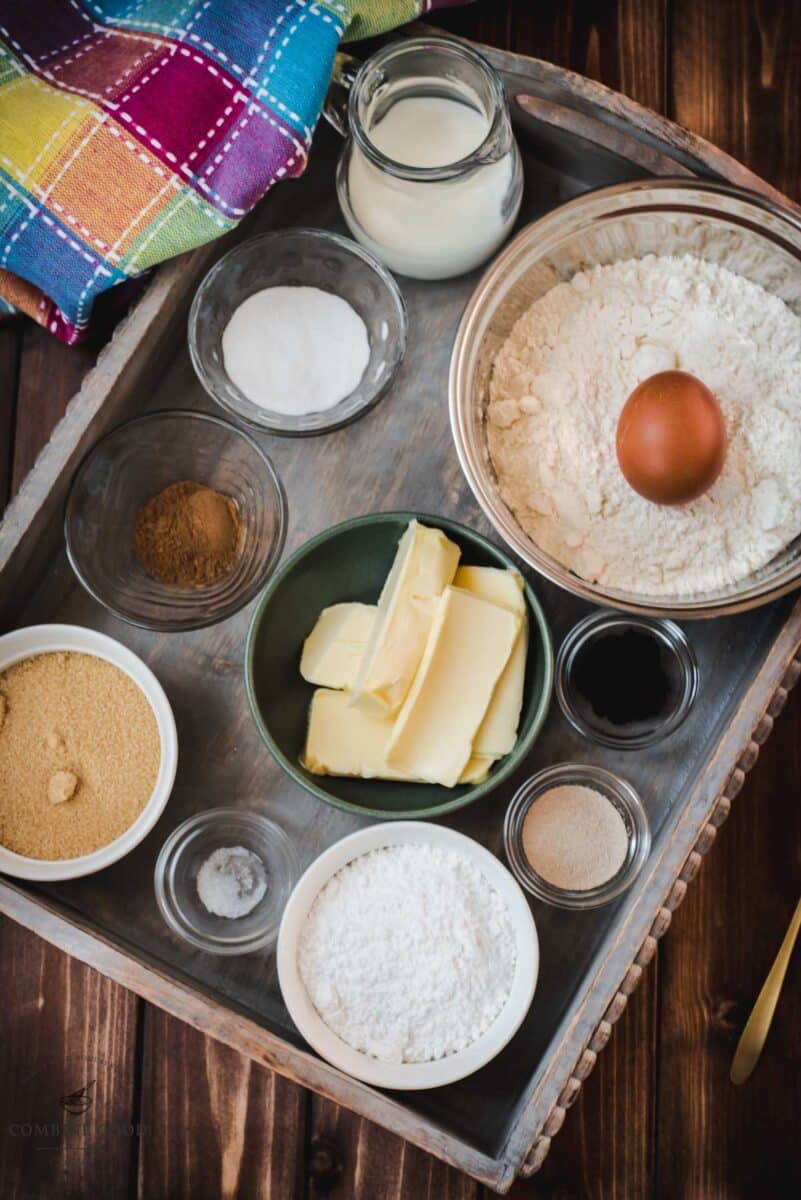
0,1 -> 461,343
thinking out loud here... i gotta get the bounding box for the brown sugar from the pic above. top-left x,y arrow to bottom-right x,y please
48,769 -> 79,805
134,480 -> 242,587
0,652 -> 161,860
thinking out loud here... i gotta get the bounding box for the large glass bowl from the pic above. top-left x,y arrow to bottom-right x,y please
449,180 -> 801,617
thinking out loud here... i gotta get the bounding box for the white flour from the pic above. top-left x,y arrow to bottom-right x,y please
488,254 -> 801,595
297,844 -> 517,1063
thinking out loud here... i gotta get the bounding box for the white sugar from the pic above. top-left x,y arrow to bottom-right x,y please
222,285 -> 370,416
297,843 -> 517,1063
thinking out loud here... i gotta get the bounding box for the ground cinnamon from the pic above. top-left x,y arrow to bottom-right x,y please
134,480 -> 242,587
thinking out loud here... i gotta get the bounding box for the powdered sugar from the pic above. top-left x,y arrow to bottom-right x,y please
297,843 -> 517,1063
488,254 -> 801,596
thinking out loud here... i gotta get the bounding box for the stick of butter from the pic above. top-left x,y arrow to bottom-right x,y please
304,689 -> 492,785
459,754 -> 497,784
386,586 -> 520,787
300,603 -> 376,689
454,566 -> 528,757
304,689 -> 403,779
351,520 -> 460,717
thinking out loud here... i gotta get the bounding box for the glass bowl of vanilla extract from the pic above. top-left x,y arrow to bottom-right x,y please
555,610 -> 698,750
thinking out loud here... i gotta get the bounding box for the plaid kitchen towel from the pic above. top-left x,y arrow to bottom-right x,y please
0,1 -> 462,343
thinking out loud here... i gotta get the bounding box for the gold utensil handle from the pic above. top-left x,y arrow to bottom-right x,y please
730,895 -> 801,1085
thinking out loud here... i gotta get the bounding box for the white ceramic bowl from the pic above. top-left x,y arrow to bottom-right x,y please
277,821 -> 539,1090
0,624 -> 178,881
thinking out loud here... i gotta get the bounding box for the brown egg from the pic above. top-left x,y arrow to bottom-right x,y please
616,370 -> 727,505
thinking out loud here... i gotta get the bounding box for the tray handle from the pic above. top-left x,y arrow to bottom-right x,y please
514,93 -> 697,178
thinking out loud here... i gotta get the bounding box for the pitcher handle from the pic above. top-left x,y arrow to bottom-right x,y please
322,52 -> 362,138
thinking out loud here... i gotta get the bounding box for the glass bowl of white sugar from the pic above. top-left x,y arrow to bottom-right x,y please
189,227 -> 407,436
154,808 -> 299,955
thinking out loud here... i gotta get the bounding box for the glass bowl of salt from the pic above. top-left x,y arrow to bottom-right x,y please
154,808 -> 299,955
189,227 -> 408,436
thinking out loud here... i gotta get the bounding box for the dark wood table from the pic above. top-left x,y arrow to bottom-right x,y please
2,2 -> 800,1196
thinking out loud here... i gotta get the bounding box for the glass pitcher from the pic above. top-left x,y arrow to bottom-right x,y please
324,38 -> 523,281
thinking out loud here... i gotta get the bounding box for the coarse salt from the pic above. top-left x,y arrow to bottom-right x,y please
196,845 -> 268,919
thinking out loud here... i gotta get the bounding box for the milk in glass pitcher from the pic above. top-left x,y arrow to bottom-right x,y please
324,38 -> 523,280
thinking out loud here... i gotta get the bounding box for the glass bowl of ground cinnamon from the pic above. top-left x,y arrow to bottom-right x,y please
65,410 -> 287,631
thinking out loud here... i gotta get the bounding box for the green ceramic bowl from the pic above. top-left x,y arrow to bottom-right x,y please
245,512 -> 553,820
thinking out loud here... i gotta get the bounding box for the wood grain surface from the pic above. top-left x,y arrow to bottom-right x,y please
0,914 -> 140,1200
138,1009 -> 307,1199
1,2 -> 800,1197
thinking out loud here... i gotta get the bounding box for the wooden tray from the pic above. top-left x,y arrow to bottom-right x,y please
2,34 -> 800,1193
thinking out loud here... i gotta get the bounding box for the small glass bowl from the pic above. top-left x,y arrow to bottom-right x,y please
65,409 -> 287,632
555,611 -> 698,749
188,227 -> 408,436
504,763 -> 651,910
154,808 -> 300,955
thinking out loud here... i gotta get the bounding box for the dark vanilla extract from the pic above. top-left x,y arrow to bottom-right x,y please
571,627 -> 677,736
